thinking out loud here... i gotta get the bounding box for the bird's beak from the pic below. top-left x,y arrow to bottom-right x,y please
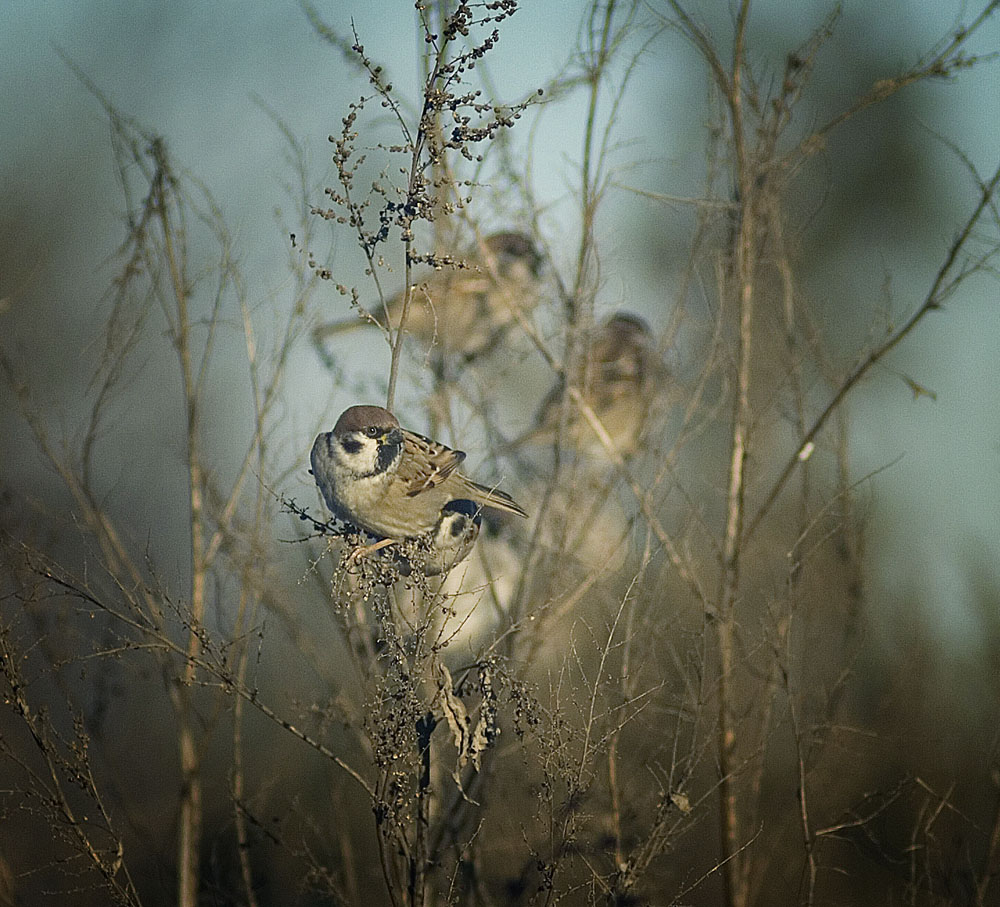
382,427 -> 404,448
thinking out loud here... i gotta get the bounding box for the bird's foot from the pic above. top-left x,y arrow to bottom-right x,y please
347,537 -> 397,563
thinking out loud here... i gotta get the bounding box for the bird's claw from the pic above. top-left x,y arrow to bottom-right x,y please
347,537 -> 397,563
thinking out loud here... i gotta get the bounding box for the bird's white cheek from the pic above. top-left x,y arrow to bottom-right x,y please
336,436 -> 381,477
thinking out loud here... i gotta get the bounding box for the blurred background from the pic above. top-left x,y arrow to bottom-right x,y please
2,1 -> 1000,904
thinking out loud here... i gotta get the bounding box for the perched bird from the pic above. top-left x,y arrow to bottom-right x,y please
520,312 -> 666,459
311,496 -> 481,577
311,231 -> 543,359
311,404 -> 527,541
414,512 -> 522,653
425,500 -> 483,575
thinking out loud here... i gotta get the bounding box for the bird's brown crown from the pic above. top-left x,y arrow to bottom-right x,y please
604,312 -> 652,342
333,404 -> 400,436
496,231 -> 541,273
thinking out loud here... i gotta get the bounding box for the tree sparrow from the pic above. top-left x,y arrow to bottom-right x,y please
520,312 -> 666,458
311,405 -> 527,542
311,231 -> 543,359
397,499 -> 483,577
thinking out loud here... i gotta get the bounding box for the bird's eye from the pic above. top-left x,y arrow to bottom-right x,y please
366,426 -> 379,438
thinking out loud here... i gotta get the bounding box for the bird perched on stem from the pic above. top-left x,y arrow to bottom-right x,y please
311,231 -> 543,360
518,312 -> 666,459
407,499 -> 483,577
311,405 -> 527,545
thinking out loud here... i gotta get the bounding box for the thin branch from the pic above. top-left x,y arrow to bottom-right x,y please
746,156 -> 1000,543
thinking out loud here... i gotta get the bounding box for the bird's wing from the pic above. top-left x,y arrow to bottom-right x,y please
400,430 -> 467,496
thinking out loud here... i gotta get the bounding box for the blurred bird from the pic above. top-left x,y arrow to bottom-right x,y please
311,404 -> 527,542
312,231 -> 543,360
518,312 -> 666,459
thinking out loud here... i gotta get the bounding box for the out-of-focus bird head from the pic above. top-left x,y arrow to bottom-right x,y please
593,312 -> 659,388
482,231 -> 544,280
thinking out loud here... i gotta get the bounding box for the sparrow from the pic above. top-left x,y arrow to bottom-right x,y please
311,405 -> 528,542
426,499 -> 483,575
519,312 -> 666,458
392,499 -> 483,578
311,231 -> 543,359
408,508 -> 522,653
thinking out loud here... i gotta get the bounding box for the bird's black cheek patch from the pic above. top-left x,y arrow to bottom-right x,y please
376,439 -> 401,473
341,437 -> 362,455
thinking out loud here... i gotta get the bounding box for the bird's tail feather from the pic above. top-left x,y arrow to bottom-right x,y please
312,315 -> 377,342
469,480 -> 528,518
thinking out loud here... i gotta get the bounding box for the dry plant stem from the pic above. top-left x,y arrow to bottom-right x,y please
645,9 -> 764,899
499,267 -> 711,614
150,147 -> 206,907
978,780 -> 1000,906
573,0 -> 617,318
32,558 -> 375,799
240,686 -> 373,797
98,114 -> 226,905
426,0 -> 451,250
745,156 -> 1000,544
0,365 -> 166,635
713,1 -> 754,903
537,0 -> 621,576
385,5 -> 452,413
786,0 -> 1000,173
0,630 -> 143,905
656,5 -> 1000,902
540,592 -> 636,906
502,0 -> 714,626
230,203 -> 312,907
783,637 -> 817,905
231,585 -> 260,907
385,241 -> 413,413
743,211 -> 806,906
608,564 -> 644,875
